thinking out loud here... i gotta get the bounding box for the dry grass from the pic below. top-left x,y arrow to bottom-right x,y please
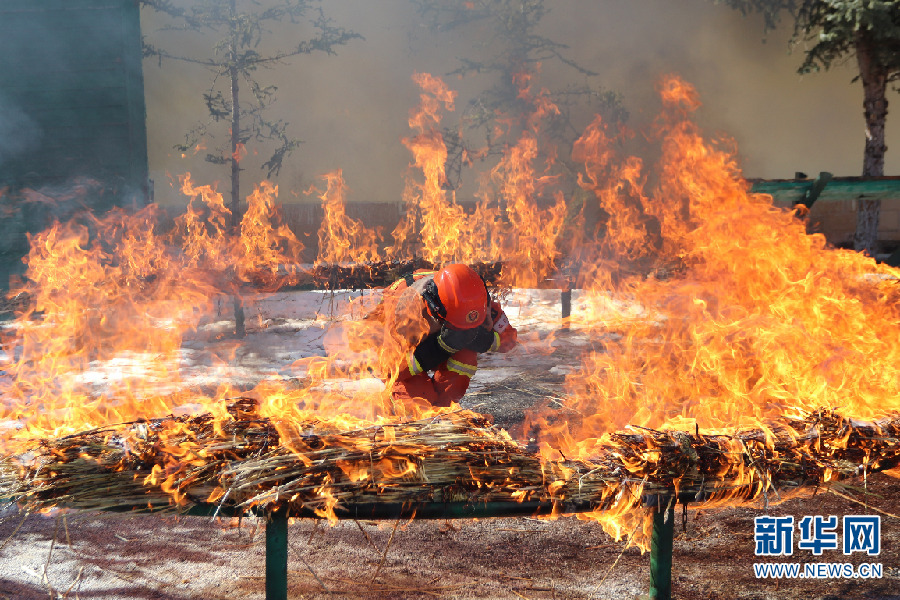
2,399 -> 898,522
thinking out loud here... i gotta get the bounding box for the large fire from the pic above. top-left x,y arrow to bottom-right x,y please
1,73 -> 898,550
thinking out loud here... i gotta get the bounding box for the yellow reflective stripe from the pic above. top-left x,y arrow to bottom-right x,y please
437,335 -> 457,354
407,352 -> 424,376
447,358 -> 477,378
489,331 -> 501,352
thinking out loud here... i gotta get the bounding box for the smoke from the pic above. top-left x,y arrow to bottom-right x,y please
0,94 -> 42,168
0,3 -> 148,202
142,0 -> 891,208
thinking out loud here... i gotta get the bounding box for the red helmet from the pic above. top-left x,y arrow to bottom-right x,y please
425,264 -> 488,329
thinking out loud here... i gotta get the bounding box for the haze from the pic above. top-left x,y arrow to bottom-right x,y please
142,0 -> 886,207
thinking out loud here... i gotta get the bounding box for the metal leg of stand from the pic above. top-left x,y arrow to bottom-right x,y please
648,501 -> 675,600
266,508 -> 288,600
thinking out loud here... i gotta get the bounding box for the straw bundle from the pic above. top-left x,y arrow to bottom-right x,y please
2,400 -> 898,518
263,260 -> 504,292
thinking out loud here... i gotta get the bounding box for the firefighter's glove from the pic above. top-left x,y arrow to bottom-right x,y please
437,323 -> 496,354
437,325 -> 478,354
467,325 -> 499,353
490,301 -> 518,353
497,327 -> 518,352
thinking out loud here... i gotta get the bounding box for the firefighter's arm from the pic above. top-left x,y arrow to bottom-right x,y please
391,286 -> 428,341
489,301 -> 518,353
402,334 -> 451,378
403,324 -> 478,378
433,350 -> 478,405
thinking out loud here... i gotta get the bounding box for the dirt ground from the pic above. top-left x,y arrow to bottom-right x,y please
2,290 -> 899,599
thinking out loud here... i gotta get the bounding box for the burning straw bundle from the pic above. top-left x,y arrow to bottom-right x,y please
267,260 -> 503,292
2,399 -> 899,519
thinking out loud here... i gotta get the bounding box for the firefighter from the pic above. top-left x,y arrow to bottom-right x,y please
380,263 -> 517,407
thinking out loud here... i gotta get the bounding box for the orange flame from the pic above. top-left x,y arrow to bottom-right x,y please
387,72 -> 571,287
0,174 -> 306,451
3,71 -> 898,550
232,142 -> 247,164
528,74 -> 900,456
315,170 -> 382,265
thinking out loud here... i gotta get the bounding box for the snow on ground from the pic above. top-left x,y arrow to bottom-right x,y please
189,288 -> 590,397
0,287 -> 601,425
0,286 -> 649,433
218,288 -> 587,402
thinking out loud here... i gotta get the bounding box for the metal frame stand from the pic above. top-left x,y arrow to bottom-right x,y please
258,499 -> 678,600
561,287 -> 572,324
266,508 -> 289,600
648,501 -> 675,600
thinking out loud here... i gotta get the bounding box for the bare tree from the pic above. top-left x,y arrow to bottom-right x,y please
143,0 -> 360,335
143,0 -> 360,228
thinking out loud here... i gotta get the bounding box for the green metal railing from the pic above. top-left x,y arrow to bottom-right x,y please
184,498 -> 677,600
649,501 -> 676,600
749,173 -> 900,210
266,509 -> 289,600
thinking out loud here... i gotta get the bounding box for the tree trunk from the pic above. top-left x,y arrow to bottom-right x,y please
229,0 -> 245,338
854,29 -> 888,255
230,64 -> 241,230
230,63 -> 245,338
